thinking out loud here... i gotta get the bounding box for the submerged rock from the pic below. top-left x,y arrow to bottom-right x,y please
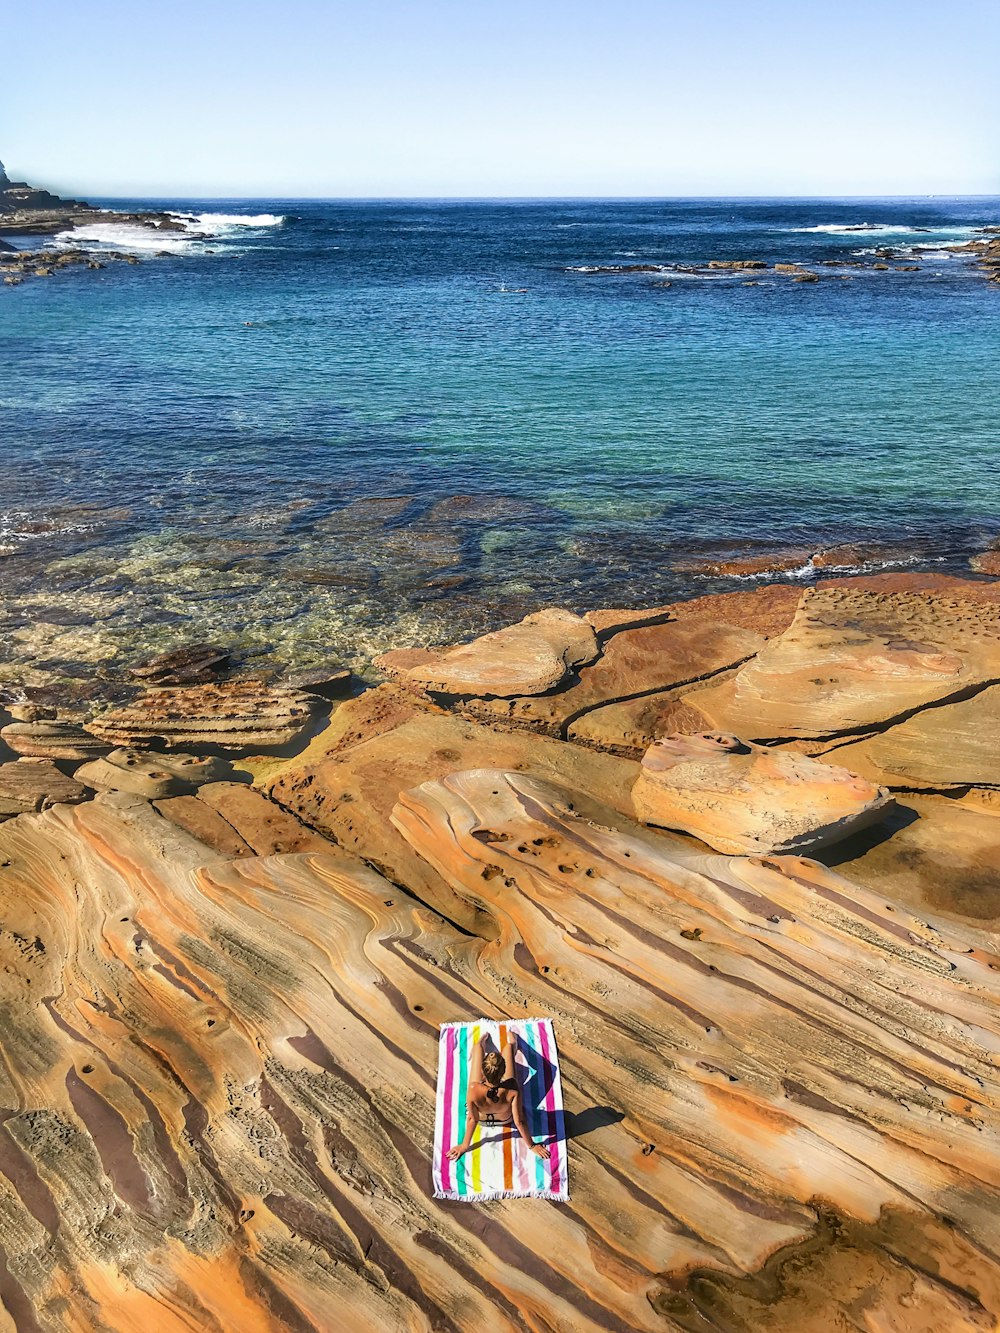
673,548 -> 813,578
129,642 -> 231,686
632,731 -> 892,854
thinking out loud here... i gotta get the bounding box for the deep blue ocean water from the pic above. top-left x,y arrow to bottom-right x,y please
1,196 -> 999,681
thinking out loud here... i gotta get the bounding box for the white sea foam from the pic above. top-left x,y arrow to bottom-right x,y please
52,209 -> 284,256
182,211 -> 285,230
792,223 -> 977,238
700,552 -> 936,584
53,222 -> 197,252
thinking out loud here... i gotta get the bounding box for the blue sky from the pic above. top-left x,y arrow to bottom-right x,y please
4,0 -> 998,198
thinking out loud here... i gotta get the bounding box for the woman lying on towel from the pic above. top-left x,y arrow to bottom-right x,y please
446,1036 -> 549,1162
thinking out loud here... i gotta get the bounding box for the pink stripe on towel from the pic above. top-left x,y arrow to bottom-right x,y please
440,1024 -> 456,1193
537,1018 -> 561,1194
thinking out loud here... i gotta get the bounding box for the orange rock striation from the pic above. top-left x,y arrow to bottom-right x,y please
0,571 -> 999,1330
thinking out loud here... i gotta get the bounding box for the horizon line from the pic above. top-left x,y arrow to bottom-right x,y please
83,191 -> 1000,203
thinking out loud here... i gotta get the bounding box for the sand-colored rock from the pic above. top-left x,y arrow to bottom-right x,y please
567,683 -> 733,753
196,781 -> 334,855
1,719 -> 111,760
152,793 -> 256,857
5,571 -> 1000,1330
390,767 -> 1000,1325
971,549 -> 1000,575
462,616 -> 765,737
269,695 -> 642,933
0,757 -> 88,817
454,587 -> 803,744
1,770 -> 998,1330
374,646 -> 444,679
691,585 -> 1000,740
829,683 -> 1000,789
632,732 -> 892,854
827,794 -> 1000,927
404,608 -> 598,698
75,748 -> 229,799
87,679 -> 319,750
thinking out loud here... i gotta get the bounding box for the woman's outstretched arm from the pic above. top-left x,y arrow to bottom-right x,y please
447,1105 -> 479,1161
501,1039 -> 516,1084
470,1035 -> 484,1087
511,1092 -> 549,1159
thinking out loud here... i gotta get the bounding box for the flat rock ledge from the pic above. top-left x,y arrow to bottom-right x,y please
0,570 -> 999,1332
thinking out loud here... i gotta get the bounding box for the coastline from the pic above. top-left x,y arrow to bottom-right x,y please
3,179 -> 1000,1326
1,568 -> 999,1327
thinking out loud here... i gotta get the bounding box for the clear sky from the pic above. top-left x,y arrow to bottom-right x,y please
4,0 -> 998,198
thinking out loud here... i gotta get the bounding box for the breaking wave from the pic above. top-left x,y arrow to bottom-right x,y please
53,210 -> 285,255
792,223 -> 977,238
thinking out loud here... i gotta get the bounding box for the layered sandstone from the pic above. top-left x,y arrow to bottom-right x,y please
402,608 -> 598,698
0,572 -> 998,1331
689,584 -> 1000,739
632,732 -> 892,854
87,680 -> 318,750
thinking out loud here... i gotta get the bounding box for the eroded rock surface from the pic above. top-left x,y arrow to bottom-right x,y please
830,683 -> 1000,788
462,615 -> 764,737
75,748 -> 229,798
0,757 -> 87,817
128,642 -> 231,686
1,719 -> 111,760
632,732 -> 892,854
404,608 -> 598,698
1,572 -> 999,1331
691,585 -> 1000,739
87,680 -> 319,750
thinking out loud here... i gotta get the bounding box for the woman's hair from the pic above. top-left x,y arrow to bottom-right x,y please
482,1051 -> 505,1086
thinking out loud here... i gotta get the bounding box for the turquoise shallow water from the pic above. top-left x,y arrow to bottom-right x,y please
1,196 -> 998,685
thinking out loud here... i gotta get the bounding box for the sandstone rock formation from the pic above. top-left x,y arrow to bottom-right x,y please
632,732 -> 892,854
75,748 -> 230,799
129,642 -> 231,686
0,757 -> 87,818
1,719 -> 111,760
460,615 -> 765,737
690,584 -> 1000,739
1,572 -> 1000,1330
672,549 -> 813,578
87,680 -> 318,750
829,683 -> 1000,788
404,608 -> 598,698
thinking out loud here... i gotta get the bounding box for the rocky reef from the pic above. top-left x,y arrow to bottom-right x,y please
0,570 -> 999,1330
0,156 -> 180,239
0,156 -> 182,284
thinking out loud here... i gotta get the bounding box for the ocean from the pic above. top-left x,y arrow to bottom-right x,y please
1,196 -> 998,686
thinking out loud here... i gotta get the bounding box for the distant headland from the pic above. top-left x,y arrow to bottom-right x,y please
0,156 -> 186,283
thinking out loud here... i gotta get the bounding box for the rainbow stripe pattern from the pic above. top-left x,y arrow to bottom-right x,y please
433,1017 -> 569,1202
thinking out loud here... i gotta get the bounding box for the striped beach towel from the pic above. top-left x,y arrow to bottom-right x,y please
433,1017 -> 569,1202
